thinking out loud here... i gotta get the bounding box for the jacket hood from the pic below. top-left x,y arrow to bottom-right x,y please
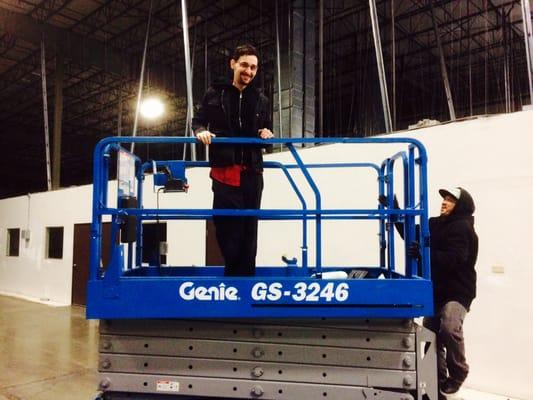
211,76 -> 261,92
452,187 -> 475,217
212,76 -> 233,88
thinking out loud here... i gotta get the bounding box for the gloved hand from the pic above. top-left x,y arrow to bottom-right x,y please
406,241 -> 420,259
378,194 -> 399,209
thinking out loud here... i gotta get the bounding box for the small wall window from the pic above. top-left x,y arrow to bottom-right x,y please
46,227 -> 64,259
7,228 -> 20,257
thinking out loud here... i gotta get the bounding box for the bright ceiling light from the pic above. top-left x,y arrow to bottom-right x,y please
140,97 -> 165,119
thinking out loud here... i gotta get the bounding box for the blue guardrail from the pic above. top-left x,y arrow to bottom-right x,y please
86,136 -> 433,319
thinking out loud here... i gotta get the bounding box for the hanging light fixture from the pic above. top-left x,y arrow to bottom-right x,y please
139,97 -> 165,119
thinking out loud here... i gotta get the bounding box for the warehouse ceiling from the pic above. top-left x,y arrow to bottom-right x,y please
0,0 -> 531,198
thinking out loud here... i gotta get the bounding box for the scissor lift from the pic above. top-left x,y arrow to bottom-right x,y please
88,137 -> 438,400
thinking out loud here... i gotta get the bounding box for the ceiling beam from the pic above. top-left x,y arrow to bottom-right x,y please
0,5 -> 125,74
0,5 -> 184,93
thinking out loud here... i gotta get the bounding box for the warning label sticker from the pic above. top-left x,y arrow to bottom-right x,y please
156,380 -> 180,392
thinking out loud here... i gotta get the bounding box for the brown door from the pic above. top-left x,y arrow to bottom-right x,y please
72,223 -> 112,306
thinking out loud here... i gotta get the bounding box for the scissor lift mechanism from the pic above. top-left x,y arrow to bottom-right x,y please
88,137 -> 438,400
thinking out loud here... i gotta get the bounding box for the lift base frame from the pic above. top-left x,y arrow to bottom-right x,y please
97,318 -> 438,400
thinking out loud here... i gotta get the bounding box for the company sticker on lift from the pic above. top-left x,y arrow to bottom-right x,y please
178,281 -> 350,303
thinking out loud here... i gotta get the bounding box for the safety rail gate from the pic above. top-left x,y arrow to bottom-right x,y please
87,136 -> 433,320
89,136 -> 438,400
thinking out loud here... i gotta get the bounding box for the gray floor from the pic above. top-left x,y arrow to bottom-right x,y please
0,295 -> 99,400
0,295 -> 519,400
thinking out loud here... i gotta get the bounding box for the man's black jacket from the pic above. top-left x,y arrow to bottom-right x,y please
430,188 -> 478,311
192,78 -> 271,171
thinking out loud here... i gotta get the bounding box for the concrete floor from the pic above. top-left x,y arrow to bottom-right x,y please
0,295 -> 99,400
0,295 -> 521,400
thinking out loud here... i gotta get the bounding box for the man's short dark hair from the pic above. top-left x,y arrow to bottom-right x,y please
232,44 -> 259,62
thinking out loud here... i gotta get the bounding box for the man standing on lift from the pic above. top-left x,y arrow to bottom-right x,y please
193,44 -> 273,276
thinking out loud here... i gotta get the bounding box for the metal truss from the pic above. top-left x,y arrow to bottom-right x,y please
0,0 -> 531,198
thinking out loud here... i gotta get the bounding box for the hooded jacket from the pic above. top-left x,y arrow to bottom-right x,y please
192,78 -> 271,171
429,188 -> 478,311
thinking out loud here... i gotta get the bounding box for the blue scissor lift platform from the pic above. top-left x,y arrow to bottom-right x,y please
88,137 -> 438,400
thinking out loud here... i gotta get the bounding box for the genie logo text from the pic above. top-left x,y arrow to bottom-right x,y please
179,282 -> 239,301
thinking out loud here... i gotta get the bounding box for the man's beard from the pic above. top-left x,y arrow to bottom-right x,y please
239,74 -> 253,84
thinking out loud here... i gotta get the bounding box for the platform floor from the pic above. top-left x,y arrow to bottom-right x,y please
0,295 -> 521,400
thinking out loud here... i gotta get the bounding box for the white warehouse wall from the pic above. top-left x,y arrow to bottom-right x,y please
0,110 -> 532,399
0,186 -> 92,304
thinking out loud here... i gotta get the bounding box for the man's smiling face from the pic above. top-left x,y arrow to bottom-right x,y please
230,55 -> 258,89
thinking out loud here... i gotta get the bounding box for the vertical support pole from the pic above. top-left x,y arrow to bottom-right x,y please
503,10 -> 511,113
203,27 -> 208,161
40,37 -> 52,191
417,146 -> 430,281
204,24 -> 208,93
369,0 -> 393,133
521,0 -> 533,104
131,0 -> 154,153
484,0 -> 489,114
406,147 -> 416,277
275,0 -> 284,139
52,51 -> 63,190
117,83 -> 123,136
181,0 -> 196,161
318,0 -> 324,137
468,0 -> 473,116
469,38 -> 473,115
391,0 -> 396,131
430,0 -> 456,120
385,161 -> 395,272
302,0 -> 316,140
135,164 -> 144,269
378,166 -> 386,268
90,145 -> 104,281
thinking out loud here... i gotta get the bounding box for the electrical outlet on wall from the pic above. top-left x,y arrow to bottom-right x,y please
491,265 -> 505,274
21,229 -> 31,241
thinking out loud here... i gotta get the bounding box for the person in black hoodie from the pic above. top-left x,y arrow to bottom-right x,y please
192,44 -> 273,276
425,187 -> 478,398
379,187 -> 478,398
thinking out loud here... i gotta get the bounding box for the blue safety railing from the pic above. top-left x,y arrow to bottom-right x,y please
87,136 -> 432,319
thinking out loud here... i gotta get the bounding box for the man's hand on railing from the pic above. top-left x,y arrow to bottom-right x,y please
258,128 -> 274,139
196,130 -> 216,145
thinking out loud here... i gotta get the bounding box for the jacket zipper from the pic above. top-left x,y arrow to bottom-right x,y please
238,92 -> 243,129
239,91 -> 244,165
